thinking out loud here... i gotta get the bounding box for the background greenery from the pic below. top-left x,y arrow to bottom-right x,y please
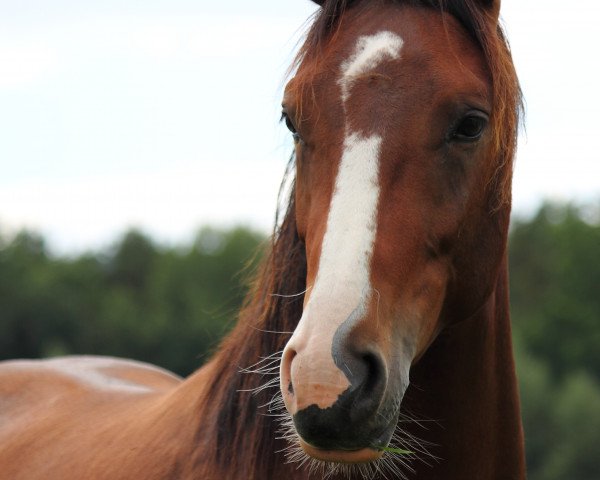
1,201 -> 598,478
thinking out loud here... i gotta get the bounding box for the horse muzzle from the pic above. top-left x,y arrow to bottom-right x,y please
280,336 -> 401,460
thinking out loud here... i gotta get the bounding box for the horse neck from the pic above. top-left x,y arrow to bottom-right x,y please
404,256 -> 526,479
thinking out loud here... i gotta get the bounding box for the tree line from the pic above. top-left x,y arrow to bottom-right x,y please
0,202 -> 598,479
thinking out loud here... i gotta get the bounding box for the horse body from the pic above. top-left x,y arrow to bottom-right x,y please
0,357 -> 191,479
0,1 -> 525,478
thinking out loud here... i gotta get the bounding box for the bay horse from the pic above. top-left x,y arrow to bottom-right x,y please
0,0 -> 525,478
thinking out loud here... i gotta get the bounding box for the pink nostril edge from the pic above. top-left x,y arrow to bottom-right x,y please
280,346 -> 297,413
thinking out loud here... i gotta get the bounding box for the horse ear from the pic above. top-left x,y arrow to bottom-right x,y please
309,0 -> 358,6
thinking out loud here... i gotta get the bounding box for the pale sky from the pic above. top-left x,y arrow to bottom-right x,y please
1,0 -> 598,253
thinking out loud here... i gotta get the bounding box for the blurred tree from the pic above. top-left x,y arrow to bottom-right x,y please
106,230 -> 158,293
0,226 -> 264,376
510,201 -> 600,479
509,202 -> 600,379
515,340 -> 600,480
0,231 -> 50,357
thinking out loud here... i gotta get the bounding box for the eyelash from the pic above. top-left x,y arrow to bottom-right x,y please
448,112 -> 489,143
281,112 -> 301,142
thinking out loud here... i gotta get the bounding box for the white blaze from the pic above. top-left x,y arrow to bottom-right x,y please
307,30 -> 404,328
339,31 -> 404,103
309,132 -> 382,322
286,32 -> 404,405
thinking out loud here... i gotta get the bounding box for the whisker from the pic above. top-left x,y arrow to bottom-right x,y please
249,326 -> 295,334
270,286 -> 312,298
373,287 -> 381,329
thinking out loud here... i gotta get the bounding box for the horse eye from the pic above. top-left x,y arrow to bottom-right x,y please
281,112 -> 300,142
452,114 -> 488,142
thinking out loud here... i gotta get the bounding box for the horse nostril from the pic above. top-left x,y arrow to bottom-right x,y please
361,351 -> 384,394
343,349 -> 387,420
280,345 -> 297,410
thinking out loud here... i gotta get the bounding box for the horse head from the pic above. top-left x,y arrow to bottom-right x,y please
278,0 -> 519,466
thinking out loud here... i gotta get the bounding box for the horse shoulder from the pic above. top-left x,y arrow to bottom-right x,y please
0,355 -> 181,400
0,356 -> 184,479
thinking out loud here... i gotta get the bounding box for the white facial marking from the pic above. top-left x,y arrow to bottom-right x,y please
305,30 -> 404,334
286,32 -> 404,409
339,31 -> 404,103
313,132 -> 382,308
290,132 -> 382,408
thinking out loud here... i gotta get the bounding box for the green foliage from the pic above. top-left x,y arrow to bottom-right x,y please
515,342 -> 600,480
0,226 -> 264,376
510,202 -> 600,479
509,202 -> 600,380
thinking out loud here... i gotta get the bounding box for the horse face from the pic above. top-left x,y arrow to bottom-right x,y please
280,4 -> 505,462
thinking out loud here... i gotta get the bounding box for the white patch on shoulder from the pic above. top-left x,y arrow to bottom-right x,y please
339,30 -> 404,103
41,356 -> 176,394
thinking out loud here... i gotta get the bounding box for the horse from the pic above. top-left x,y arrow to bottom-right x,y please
0,0 -> 525,478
